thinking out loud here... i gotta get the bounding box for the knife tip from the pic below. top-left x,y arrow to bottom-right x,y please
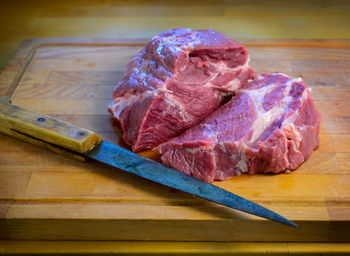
275,216 -> 298,228
286,220 -> 298,228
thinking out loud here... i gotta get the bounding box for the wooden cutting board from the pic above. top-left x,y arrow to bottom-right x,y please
0,38 -> 349,242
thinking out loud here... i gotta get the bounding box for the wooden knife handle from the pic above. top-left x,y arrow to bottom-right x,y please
0,96 -> 101,160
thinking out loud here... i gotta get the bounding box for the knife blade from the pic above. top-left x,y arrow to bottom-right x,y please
87,141 -> 297,227
0,96 -> 297,227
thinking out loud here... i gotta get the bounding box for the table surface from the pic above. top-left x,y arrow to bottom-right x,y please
1,0 -> 350,70
1,1 -> 350,255
1,37 -> 350,241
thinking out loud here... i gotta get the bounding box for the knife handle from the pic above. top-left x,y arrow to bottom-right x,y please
0,96 -> 101,160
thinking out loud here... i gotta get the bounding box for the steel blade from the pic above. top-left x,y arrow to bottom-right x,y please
85,141 -> 297,227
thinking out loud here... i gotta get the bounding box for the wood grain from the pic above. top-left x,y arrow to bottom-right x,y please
1,241 -> 350,255
1,0 -> 350,74
0,38 -> 350,243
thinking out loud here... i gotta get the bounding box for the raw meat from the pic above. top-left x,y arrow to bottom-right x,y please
158,73 -> 321,183
108,28 -> 255,152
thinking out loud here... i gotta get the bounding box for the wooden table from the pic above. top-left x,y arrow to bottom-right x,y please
0,37 -> 350,255
1,0 -> 350,71
1,1 -> 350,254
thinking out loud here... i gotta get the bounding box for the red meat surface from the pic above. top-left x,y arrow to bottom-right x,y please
108,28 -> 254,151
158,73 -> 321,182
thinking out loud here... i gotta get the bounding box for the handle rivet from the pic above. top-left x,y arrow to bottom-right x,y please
78,131 -> 86,136
37,117 -> 45,122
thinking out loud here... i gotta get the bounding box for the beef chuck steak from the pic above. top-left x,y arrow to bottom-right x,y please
157,73 -> 321,183
108,28 -> 255,152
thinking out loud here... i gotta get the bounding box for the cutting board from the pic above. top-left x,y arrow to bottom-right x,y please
0,38 -> 349,242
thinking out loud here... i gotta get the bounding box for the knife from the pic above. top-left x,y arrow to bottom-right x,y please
0,96 -> 297,227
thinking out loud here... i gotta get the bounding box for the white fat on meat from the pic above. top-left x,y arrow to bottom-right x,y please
185,147 -> 202,154
233,76 -> 307,173
245,78 -> 300,144
204,58 -> 251,91
109,88 -> 173,119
